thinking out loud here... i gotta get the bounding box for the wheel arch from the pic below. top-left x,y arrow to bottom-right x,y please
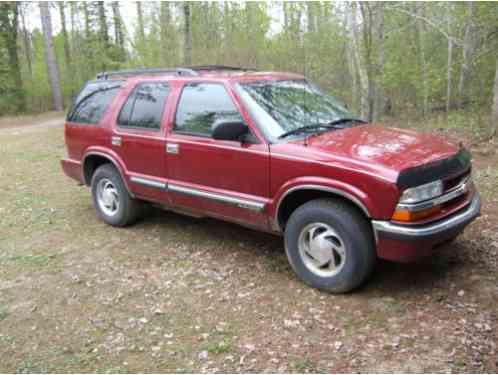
275,184 -> 372,231
82,152 -> 134,197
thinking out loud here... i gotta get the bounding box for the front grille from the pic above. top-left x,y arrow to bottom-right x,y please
443,170 -> 471,192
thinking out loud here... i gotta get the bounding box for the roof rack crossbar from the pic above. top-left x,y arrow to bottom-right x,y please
96,67 -> 199,80
188,65 -> 254,72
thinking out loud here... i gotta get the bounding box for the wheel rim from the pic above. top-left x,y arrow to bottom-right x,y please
297,222 -> 347,277
96,178 -> 120,217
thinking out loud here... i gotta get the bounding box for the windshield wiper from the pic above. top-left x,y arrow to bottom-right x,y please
278,124 -> 335,139
278,118 -> 366,140
326,118 -> 366,127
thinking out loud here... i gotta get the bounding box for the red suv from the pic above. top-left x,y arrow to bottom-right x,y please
61,66 -> 481,293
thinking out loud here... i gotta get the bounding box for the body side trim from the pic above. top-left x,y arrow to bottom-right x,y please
130,176 -> 167,189
169,183 -> 266,212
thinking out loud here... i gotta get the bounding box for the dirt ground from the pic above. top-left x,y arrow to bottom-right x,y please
0,117 -> 497,373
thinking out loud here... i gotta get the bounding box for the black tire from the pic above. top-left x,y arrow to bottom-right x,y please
284,198 -> 376,293
90,164 -> 142,227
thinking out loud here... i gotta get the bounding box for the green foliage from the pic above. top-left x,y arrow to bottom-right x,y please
1,1 -> 497,118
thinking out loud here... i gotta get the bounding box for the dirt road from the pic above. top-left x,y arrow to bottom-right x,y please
0,117 -> 496,372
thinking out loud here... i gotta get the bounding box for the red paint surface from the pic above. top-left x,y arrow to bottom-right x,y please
62,72 -> 473,262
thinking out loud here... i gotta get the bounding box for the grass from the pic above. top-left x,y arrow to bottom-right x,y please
203,340 -> 232,355
291,357 -> 325,373
0,115 -> 497,373
0,255 -> 57,268
0,310 -> 8,322
0,335 -> 15,345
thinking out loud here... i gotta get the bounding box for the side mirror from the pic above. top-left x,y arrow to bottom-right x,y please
212,119 -> 248,142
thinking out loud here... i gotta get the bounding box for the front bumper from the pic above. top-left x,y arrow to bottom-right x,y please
372,192 -> 481,262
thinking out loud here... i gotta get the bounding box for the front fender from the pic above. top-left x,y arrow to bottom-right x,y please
269,176 -> 374,218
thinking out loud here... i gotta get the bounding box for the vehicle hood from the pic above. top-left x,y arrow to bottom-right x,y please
303,124 -> 461,176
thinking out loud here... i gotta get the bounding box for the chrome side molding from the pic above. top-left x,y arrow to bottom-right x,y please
169,184 -> 265,212
128,177 -> 265,212
130,176 -> 167,189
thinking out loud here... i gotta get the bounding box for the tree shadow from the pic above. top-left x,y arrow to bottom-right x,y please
136,207 -> 472,296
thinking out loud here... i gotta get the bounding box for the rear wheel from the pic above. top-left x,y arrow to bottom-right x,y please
91,164 -> 142,227
284,198 -> 376,293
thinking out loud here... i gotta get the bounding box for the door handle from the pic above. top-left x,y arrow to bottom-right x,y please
111,136 -> 122,146
166,143 -> 179,154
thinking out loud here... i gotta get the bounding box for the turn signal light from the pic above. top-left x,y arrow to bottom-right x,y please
391,205 -> 441,222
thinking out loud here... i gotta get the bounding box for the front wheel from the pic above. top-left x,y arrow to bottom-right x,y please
284,198 -> 376,293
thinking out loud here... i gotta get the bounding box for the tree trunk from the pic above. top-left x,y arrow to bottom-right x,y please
446,4 -> 453,115
20,3 -> 33,81
0,2 -> 26,112
111,2 -> 123,48
39,1 -> 63,111
111,1 -> 125,63
345,4 -> 358,111
245,3 -> 258,67
491,56 -> 498,137
349,2 -> 368,117
136,1 -> 145,43
97,1 -> 109,47
70,2 -> 83,85
457,1 -> 475,107
373,3 -> 385,120
415,2 -> 429,117
183,3 -> 192,66
317,2 -> 329,33
58,3 -> 72,73
160,2 -> 171,65
283,2 -> 290,30
83,2 -> 90,39
307,3 -> 315,33
359,2 -> 375,121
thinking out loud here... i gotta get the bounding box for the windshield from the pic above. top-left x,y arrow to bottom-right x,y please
236,80 -> 361,141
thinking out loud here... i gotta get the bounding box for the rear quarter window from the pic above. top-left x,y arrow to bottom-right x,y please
67,81 -> 123,125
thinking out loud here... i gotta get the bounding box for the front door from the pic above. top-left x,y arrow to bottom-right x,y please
166,82 -> 270,229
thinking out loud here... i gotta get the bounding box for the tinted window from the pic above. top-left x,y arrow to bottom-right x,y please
174,83 -> 243,136
118,83 -> 170,130
68,81 -> 123,124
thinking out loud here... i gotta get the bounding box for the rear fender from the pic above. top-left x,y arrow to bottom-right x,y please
82,147 -> 134,197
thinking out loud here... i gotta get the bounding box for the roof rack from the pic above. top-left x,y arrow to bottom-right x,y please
96,67 -> 199,80
188,65 -> 254,72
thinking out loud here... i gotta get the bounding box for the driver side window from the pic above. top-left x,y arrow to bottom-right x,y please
174,83 -> 243,137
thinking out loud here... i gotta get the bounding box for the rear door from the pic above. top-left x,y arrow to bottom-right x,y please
110,81 -> 171,203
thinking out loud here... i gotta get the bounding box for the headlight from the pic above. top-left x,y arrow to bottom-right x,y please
399,180 -> 443,204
